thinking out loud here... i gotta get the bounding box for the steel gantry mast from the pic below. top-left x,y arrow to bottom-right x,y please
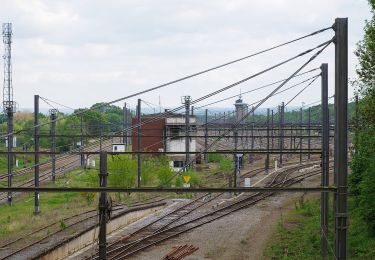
334,17 -> 348,260
321,63 -> 329,259
183,96 -> 191,169
3,23 -> 16,205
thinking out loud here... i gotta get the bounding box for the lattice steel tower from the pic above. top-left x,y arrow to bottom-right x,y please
3,23 -> 15,111
3,23 -> 16,205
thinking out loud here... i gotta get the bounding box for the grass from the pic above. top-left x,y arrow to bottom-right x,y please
0,155 -> 50,188
0,155 -> 209,243
0,151 -> 245,247
0,155 -> 49,172
264,196 -> 375,259
0,168 -> 98,242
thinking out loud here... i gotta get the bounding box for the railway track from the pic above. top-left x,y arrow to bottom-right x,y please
204,158 -> 322,185
0,137 -> 117,203
0,160 -> 327,259
0,197 -> 167,260
83,161 -> 324,259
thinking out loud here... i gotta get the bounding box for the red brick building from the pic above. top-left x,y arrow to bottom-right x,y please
131,116 -> 165,152
131,113 -> 197,171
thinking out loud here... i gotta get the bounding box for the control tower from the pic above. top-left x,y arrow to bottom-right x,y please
234,94 -> 248,123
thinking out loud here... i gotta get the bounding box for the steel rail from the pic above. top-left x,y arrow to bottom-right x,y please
0,199 -> 167,260
107,164 -> 326,259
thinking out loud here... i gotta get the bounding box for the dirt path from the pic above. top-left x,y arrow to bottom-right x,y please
125,171 -> 322,260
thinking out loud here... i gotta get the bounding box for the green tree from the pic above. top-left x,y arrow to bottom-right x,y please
349,0 -> 375,236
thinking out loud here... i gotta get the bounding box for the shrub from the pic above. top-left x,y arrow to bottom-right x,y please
208,154 -> 224,163
219,156 -> 233,172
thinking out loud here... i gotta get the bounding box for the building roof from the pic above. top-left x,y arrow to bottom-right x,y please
140,111 -> 196,118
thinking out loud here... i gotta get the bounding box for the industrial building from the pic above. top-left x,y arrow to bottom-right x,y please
131,112 -> 196,171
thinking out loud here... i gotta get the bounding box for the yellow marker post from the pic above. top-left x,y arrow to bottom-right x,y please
183,175 -> 191,183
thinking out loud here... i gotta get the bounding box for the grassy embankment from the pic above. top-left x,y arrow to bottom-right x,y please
264,196 -> 375,259
0,154 -> 230,243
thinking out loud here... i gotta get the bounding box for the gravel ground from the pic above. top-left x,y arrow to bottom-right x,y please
127,193 -> 301,260
126,168 -> 323,260
72,161 -> 325,260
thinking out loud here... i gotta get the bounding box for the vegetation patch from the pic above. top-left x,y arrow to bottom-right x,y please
264,197 -> 375,259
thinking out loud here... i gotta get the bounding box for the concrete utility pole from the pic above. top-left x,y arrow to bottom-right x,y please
137,99 -> 141,188
271,110 -> 274,149
204,109 -> 208,163
98,151 -> 107,260
279,103 -> 284,166
49,109 -> 57,182
129,109 -> 133,146
308,107 -> 311,160
123,103 -> 128,147
34,95 -> 40,214
249,106 -> 255,165
183,96 -> 191,169
266,108 -> 270,173
233,130 -> 239,189
334,18 -> 348,260
321,63 -> 329,259
80,113 -> 84,167
300,107 -> 303,164
99,117 -> 102,152
289,122 -> 293,159
219,113 -> 222,135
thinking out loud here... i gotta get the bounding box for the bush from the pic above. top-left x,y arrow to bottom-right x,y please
107,155 -> 174,187
208,154 -> 224,163
350,129 -> 375,236
175,176 -> 183,187
187,170 -> 201,187
108,155 -> 138,187
157,165 -> 174,187
219,156 -> 233,172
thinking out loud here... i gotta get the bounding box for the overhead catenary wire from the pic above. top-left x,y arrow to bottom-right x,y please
80,25 -> 332,112
11,71 -> 322,161
195,67 -> 319,109
303,95 -> 334,107
98,39 -> 334,136
202,73 -> 321,127
44,68 -> 319,137
12,72 -> 322,176
36,76 -> 323,149
0,27 -> 333,139
272,76 -> 324,119
198,73 -> 320,112
160,39 -> 333,186
39,96 -> 127,131
0,38 -> 333,180
284,76 -> 320,106
52,72 -> 321,154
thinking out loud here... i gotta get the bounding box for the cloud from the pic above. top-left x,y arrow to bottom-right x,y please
0,0 -> 371,111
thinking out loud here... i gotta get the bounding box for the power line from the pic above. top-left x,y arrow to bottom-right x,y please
123,39 -> 333,134
285,76 -> 320,106
2,29 -> 332,140
160,39 -> 332,186
197,71 -> 319,109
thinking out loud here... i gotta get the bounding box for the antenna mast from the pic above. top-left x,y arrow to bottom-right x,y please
3,22 -> 16,205
3,23 -> 15,111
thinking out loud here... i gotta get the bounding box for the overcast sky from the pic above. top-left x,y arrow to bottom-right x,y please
0,0 -> 372,113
